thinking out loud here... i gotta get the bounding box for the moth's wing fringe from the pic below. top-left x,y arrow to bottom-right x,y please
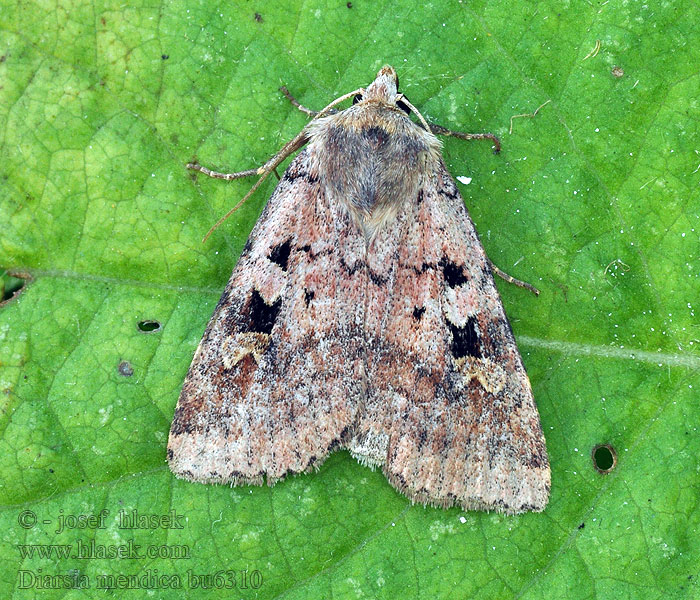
383,471 -> 548,515
169,451 -> 332,488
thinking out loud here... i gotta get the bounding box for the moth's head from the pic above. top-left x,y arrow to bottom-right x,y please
355,65 -> 412,115
363,65 -> 398,101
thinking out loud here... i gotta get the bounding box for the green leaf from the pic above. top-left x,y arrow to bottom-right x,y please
1,1 -> 698,598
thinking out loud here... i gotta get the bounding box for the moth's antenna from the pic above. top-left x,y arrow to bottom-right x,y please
200,87 -> 366,243
313,87 -> 365,120
396,94 -> 430,131
202,171 -> 274,243
399,94 -> 502,153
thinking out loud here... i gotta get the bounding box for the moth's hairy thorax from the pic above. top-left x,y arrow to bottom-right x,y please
307,102 -> 442,238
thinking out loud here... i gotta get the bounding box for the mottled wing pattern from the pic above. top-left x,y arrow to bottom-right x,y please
168,149 -> 367,484
351,163 -> 550,514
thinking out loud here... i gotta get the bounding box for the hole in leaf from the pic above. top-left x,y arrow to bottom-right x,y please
137,320 -> 161,333
592,444 -> 616,473
1,270 -> 29,304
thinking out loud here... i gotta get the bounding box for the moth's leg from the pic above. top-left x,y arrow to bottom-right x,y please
487,259 -> 540,296
186,164 -> 259,180
279,86 -> 345,118
429,123 -> 501,154
187,163 -> 283,181
279,86 -> 319,117
187,125 -> 310,181
189,131 -> 311,242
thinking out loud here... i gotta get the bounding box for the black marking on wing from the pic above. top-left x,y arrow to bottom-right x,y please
368,269 -> 388,286
523,450 -> 549,469
268,239 -> 291,271
245,289 -> 281,335
282,161 -> 318,183
438,176 -> 459,199
412,306 -> 425,320
441,258 -> 468,288
340,256 -> 363,276
299,244 -> 337,261
240,236 -> 255,259
449,316 -> 482,359
304,289 -> 315,306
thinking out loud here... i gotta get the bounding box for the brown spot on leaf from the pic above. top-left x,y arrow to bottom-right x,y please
118,361 -> 134,377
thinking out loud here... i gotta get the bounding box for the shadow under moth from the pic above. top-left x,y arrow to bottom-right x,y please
168,66 -> 550,514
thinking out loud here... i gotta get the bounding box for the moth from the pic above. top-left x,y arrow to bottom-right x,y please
168,66 -> 550,514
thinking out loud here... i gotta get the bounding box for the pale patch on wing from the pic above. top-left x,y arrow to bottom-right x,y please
455,356 -> 507,394
222,332 -> 271,368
